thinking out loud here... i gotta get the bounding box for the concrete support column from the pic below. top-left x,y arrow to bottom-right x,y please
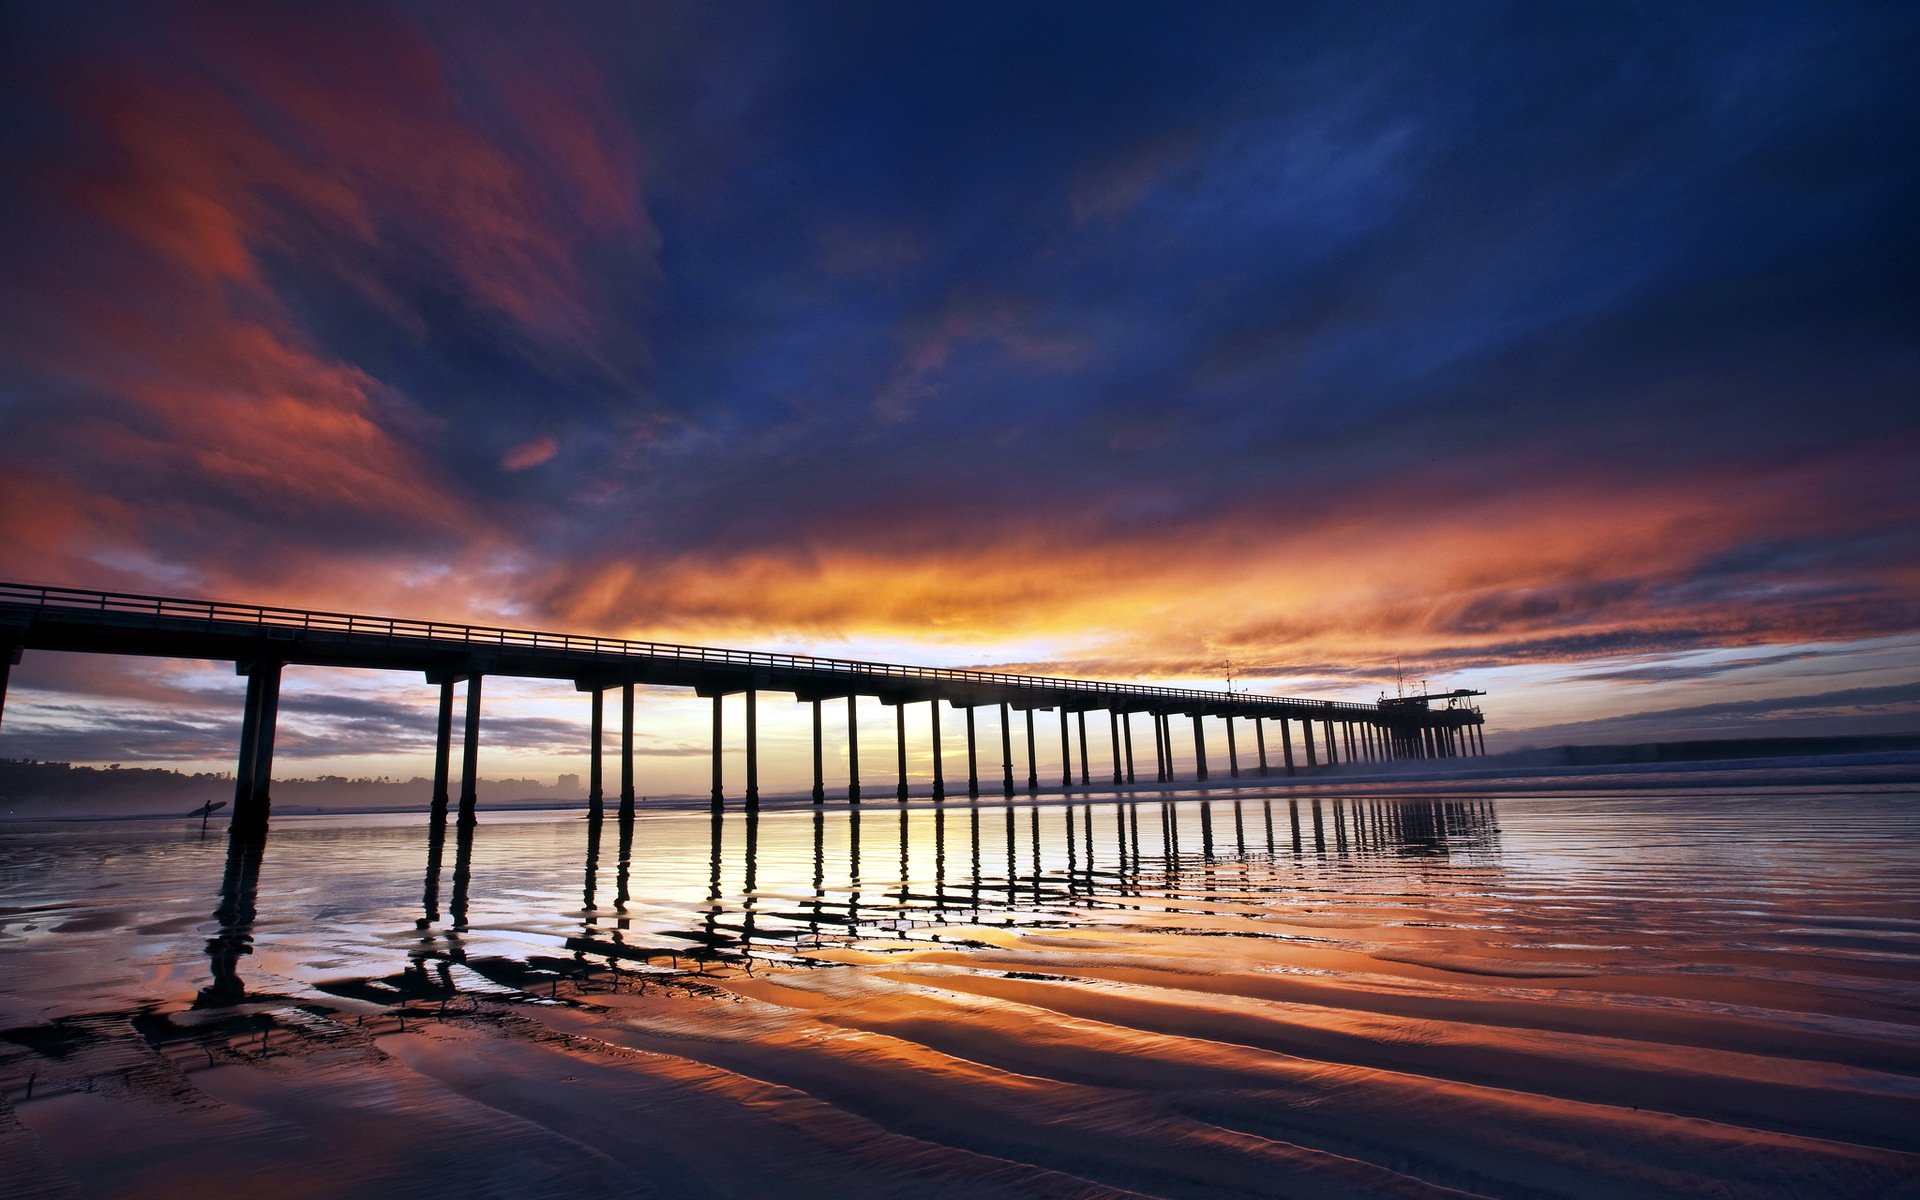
1024,709 -> 1038,792
1122,713 -> 1136,783
1255,717 -> 1269,776
896,703 -> 909,801
1225,716 -> 1240,778
1345,723 -> 1357,762
1076,711 -> 1091,785
744,689 -> 760,808
847,695 -> 861,802
0,646 -> 14,732
458,675 -> 482,824
620,683 -> 636,813
1192,715 -> 1209,781
247,662 -> 282,825
965,705 -> 979,798
930,702 -> 945,799
588,688 -> 605,807
1281,717 -> 1296,775
431,681 -> 454,817
1000,702 -> 1015,795
234,669 -> 263,813
1323,720 -> 1338,765
1109,710 -> 1123,786
811,700 -> 825,803
232,662 -> 282,830
1059,709 -> 1072,788
710,695 -> 724,806
1157,714 -> 1171,781
1303,717 -> 1318,766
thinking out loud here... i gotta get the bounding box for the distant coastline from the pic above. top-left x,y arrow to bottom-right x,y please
5,733 -> 1917,820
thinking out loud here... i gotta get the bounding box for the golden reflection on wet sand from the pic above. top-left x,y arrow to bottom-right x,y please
2,789 -> 1918,1198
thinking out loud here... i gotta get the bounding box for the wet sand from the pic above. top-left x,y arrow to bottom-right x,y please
2,788 -> 1917,1198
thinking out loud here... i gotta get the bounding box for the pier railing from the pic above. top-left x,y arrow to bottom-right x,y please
0,582 -> 1384,713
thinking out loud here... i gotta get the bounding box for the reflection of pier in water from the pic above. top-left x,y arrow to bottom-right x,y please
202,795 -> 1502,1010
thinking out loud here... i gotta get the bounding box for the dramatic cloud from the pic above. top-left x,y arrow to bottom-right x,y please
0,2 -> 1915,769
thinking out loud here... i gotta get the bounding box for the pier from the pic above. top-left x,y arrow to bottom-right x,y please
0,583 -> 1488,831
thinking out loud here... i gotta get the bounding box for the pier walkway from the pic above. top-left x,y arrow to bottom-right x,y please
0,582 -> 1486,829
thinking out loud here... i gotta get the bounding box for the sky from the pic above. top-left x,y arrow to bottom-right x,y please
0,1 -> 1916,795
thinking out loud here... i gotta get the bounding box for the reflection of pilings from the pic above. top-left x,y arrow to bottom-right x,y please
458,675 -> 483,824
1232,800 -> 1245,854
896,803 -> 910,907
935,806 -> 948,913
1311,799 -> 1326,852
583,803 -> 603,913
1289,799 -> 1302,852
743,798 -> 760,895
1063,804 -> 1077,886
706,802 -> 723,901
450,817 -> 476,930
1200,799 -> 1215,859
970,807 -> 981,913
1000,702 -> 1015,796
847,694 -> 861,803
1005,806 -> 1019,904
1262,800 -> 1275,853
199,823 -> 267,1007
431,680 -> 454,818
1029,807 -> 1042,900
615,807 -> 634,913
844,799 -> 861,926
420,814 -> 446,926
811,807 -> 825,938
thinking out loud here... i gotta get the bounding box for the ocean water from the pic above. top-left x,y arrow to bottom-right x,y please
1,787 -> 1917,1198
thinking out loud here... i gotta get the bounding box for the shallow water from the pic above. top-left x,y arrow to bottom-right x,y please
2,788 -> 1918,1198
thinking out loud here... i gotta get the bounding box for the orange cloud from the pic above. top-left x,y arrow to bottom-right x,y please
501,435 -> 560,472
